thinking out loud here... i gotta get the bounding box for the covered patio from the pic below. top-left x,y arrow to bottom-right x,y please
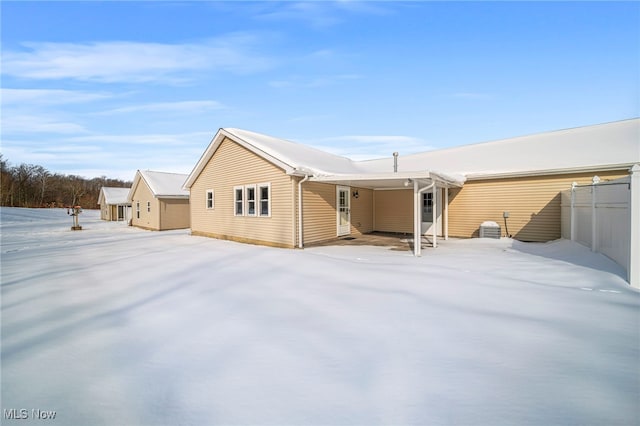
306,170 -> 465,256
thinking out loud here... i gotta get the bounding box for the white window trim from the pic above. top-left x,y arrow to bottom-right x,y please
233,185 -> 244,216
258,182 -> 271,217
206,189 -> 215,210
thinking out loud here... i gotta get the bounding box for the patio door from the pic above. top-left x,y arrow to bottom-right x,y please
421,189 -> 443,235
337,186 -> 351,236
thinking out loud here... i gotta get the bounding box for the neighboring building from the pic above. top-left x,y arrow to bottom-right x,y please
128,170 -> 190,231
98,187 -> 131,222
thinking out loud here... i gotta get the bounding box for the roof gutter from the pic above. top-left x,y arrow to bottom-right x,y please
464,163 -> 636,181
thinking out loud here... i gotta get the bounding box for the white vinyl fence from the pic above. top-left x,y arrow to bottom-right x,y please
561,165 -> 639,288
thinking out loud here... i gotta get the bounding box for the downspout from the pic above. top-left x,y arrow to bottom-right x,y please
298,174 -> 310,249
414,180 -> 436,257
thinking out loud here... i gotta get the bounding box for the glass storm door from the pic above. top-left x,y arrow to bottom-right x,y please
421,189 -> 443,235
337,186 -> 351,236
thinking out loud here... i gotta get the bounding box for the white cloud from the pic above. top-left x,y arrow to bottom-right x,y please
1,35 -> 274,84
1,114 -> 88,134
305,135 -> 436,160
66,131 -> 211,145
1,88 -> 113,105
255,1 -> 393,28
93,100 -> 226,115
256,2 -> 343,28
269,74 -> 361,89
2,131 -> 211,179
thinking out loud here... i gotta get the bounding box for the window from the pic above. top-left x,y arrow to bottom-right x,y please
422,192 -> 433,221
233,183 -> 270,218
258,183 -> 270,217
234,186 -> 244,216
206,189 -> 214,209
147,201 -> 151,213
246,185 -> 256,216
136,202 -> 140,219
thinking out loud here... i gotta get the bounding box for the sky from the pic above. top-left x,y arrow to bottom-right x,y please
1,1 -> 638,181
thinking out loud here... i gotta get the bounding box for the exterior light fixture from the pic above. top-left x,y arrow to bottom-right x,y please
352,190 -> 359,199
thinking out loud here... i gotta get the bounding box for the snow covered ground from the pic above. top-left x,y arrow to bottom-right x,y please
2,207 -> 638,426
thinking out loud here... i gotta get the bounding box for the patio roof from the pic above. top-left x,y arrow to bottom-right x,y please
308,170 -> 465,190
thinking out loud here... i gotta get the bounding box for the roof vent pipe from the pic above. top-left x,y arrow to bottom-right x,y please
393,152 -> 399,173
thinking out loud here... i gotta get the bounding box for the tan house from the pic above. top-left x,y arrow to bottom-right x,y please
128,170 -> 190,231
184,119 -> 639,284
98,187 -> 131,222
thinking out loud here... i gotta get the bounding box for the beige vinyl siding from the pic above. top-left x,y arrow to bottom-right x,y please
350,188 -> 373,235
131,181 -> 160,230
448,170 -> 628,242
159,198 -> 190,230
190,137 -> 295,248
374,189 -> 413,233
302,182 -> 337,244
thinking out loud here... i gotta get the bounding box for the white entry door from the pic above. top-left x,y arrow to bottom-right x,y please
337,186 -> 351,236
421,189 -> 443,235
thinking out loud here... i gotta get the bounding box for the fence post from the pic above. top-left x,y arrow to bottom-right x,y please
629,165 -> 640,289
570,182 -> 577,241
591,176 -> 600,252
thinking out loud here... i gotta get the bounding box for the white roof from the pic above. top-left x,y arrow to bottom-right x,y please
358,118 -> 640,178
185,119 -> 639,189
184,128 -> 461,188
98,187 -> 131,205
130,170 -> 189,199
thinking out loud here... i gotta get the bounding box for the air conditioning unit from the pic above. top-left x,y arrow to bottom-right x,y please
479,221 -> 501,239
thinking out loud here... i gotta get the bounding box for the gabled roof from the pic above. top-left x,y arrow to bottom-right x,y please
98,187 -> 131,205
358,118 -> 640,178
184,118 -> 639,189
129,170 -> 189,200
184,128 -> 457,189
184,128 -> 365,188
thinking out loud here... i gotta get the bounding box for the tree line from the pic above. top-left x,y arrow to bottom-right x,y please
1,155 -> 132,209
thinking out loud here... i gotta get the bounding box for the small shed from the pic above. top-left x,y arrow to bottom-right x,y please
98,187 -> 132,222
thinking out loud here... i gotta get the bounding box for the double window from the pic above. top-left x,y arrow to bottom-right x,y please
234,183 -> 270,217
147,201 -> 151,213
136,202 -> 140,219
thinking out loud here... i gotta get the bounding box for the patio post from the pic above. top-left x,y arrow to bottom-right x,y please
414,179 -> 421,256
432,184 -> 437,248
444,187 -> 449,240
629,164 -> 640,289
